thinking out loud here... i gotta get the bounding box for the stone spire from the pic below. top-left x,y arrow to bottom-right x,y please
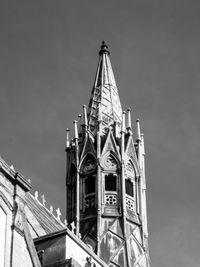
66,43 -> 150,267
87,41 -> 122,134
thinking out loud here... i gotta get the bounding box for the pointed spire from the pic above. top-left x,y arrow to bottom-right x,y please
122,111 -> 126,133
82,105 -> 88,127
73,120 -> 78,140
88,41 -> 122,134
66,128 -> 70,148
136,118 -> 141,142
141,133 -> 146,173
136,119 -> 143,169
77,114 -> 82,138
141,133 -> 145,155
78,114 -> 82,127
127,107 -> 132,133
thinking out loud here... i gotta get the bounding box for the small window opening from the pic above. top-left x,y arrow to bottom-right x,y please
125,179 -> 134,197
105,174 -> 117,191
85,176 -> 95,195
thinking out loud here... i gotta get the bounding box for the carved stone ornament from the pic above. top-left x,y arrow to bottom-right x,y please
14,211 -> 24,234
85,195 -> 95,209
84,257 -> 96,267
126,161 -> 134,174
15,213 -> 23,229
83,159 -> 96,173
103,155 -> 117,170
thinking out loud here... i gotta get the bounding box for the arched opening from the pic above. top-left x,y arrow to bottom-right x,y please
125,179 -> 134,197
105,174 -> 117,192
80,155 -> 97,211
85,175 -> 95,195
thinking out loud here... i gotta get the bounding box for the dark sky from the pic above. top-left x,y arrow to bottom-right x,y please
0,1 -> 200,266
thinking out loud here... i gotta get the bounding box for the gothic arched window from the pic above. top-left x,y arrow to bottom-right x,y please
80,155 -> 96,211
85,175 -> 95,195
125,179 -> 134,197
125,178 -> 135,212
105,174 -> 117,192
104,173 -> 118,206
82,155 -> 96,174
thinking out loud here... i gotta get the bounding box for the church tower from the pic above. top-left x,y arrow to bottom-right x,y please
66,42 -> 150,267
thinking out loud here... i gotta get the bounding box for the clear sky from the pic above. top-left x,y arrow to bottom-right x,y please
0,1 -> 199,266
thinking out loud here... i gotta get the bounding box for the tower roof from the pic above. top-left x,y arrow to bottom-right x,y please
87,41 -> 122,134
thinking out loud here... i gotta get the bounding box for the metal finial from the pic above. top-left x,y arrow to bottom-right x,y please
99,41 -> 110,55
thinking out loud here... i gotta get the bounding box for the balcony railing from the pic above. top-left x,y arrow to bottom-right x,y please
105,193 -> 118,206
126,195 -> 134,211
85,194 -> 95,208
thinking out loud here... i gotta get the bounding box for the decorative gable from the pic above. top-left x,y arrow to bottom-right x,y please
125,160 -> 135,178
125,136 -> 139,176
100,153 -> 119,171
101,129 -> 120,159
80,135 -> 96,164
81,154 -> 97,174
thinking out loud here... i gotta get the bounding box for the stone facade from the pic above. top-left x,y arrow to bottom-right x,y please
0,158 -> 41,267
66,42 -> 150,266
0,42 -> 150,267
0,156 -> 107,267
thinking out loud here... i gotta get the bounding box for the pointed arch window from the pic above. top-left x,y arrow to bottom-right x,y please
105,174 -> 117,192
125,179 -> 134,197
83,175 -> 96,210
82,156 -> 96,174
85,175 -> 95,195
80,155 -> 97,211
125,178 -> 135,212
104,173 -> 118,206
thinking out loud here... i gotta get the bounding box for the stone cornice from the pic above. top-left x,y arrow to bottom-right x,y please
0,157 -> 32,192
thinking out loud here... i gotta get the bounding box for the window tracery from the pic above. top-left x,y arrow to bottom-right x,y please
101,153 -> 119,171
